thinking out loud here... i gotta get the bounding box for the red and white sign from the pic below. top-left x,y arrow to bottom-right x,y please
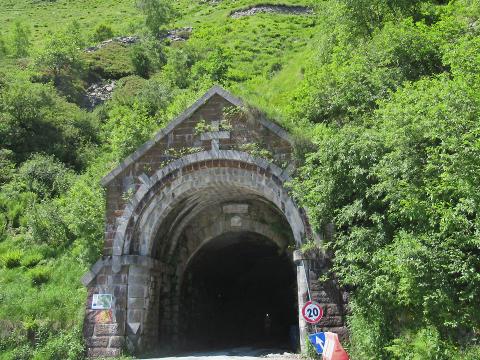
322,332 -> 349,360
302,300 -> 323,324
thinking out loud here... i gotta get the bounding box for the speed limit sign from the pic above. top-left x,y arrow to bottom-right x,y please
302,300 -> 323,324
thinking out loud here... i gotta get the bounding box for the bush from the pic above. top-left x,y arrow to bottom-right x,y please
0,79 -> 98,168
103,101 -> 161,160
1,250 -> 23,269
163,47 -> 198,88
18,154 -> 74,199
292,74 -> 480,357
386,327 -> 452,360
92,23 -> 114,43
83,42 -> 135,79
131,45 -> 152,78
21,253 -> 43,268
26,200 -> 73,248
32,328 -> 84,360
289,18 -> 443,124
192,46 -> 230,84
11,21 -> 31,58
0,33 -> 6,58
28,266 -> 51,286
0,149 -> 15,186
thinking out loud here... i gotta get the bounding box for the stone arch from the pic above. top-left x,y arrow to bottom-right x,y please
112,150 -> 307,261
107,151 -> 309,351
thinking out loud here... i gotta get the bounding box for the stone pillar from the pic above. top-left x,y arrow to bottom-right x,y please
83,264 -> 128,358
293,249 -> 349,353
126,262 -> 163,354
294,249 -> 310,352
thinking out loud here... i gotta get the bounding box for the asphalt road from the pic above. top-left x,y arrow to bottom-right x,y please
142,347 -> 299,360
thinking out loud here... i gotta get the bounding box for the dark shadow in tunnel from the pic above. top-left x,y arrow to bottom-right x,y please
178,232 -> 298,352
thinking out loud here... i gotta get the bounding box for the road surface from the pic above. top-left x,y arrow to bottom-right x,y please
142,347 -> 300,360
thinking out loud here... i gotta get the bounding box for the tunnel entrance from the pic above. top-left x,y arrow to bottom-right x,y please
179,232 -> 298,352
82,86 -> 348,358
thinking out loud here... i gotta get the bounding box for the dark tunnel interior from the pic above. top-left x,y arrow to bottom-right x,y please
179,232 -> 298,352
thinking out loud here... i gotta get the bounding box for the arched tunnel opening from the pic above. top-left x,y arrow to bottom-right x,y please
179,232 -> 298,352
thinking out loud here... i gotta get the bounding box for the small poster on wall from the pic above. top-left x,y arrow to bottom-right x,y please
92,294 -> 113,310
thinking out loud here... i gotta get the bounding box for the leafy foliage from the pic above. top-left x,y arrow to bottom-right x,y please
136,0 -> 176,37
11,21 -> 31,58
291,6 -> 480,354
92,23 -> 114,43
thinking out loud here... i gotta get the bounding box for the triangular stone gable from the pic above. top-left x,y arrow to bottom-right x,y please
101,86 -> 293,188
101,86 -> 295,257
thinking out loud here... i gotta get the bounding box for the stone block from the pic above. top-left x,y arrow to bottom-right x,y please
113,285 -> 127,299
83,323 -> 95,338
87,347 -> 121,358
86,336 -> 109,348
223,204 -> 249,214
127,309 -> 144,323
127,322 -> 141,335
109,336 -> 125,348
329,326 -> 349,341
129,274 -> 150,285
326,304 -> 343,316
128,297 -> 145,309
94,323 -> 122,336
108,273 -> 128,285
316,316 -> 344,327
128,285 -> 146,298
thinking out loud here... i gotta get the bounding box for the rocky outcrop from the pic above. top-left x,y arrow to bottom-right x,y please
230,4 -> 313,18
85,36 -> 139,53
85,80 -> 116,109
162,27 -> 193,42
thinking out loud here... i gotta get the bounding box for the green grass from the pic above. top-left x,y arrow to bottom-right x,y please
0,0 -> 141,48
0,0 -> 320,118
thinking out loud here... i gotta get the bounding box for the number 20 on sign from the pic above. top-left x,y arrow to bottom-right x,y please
302,300 -> 323,324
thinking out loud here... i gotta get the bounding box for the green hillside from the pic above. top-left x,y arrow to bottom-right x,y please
1,0 -> 480,359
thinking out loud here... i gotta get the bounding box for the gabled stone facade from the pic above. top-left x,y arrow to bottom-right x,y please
82,86 -> 347,357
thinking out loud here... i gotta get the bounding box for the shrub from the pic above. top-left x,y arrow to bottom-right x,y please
0,149 -> 15,185
0,33 -> 7,58
1,250 -> 23,269
26,200 -> 73,248
83,42 -> 135,79
28,266 -> 51,286
11,21 -> 31,58
0,79 -> 99,169
92,23 -> 114,43
21,253 -> 43,268
131,45 -> 152,78
103,101 -> 160,160
18,154 -> 74,199
32,328 -> 84,360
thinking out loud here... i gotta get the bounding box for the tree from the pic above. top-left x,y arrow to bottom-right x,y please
92,23 -> 114,42
35,27 -> 83,81
136,0 -> 176,37
11,21 -> 31,58
192,47 -> 230,84
103,101 -> 160,160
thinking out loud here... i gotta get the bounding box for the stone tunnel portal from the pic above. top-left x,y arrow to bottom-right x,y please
82,86 -> 348,358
